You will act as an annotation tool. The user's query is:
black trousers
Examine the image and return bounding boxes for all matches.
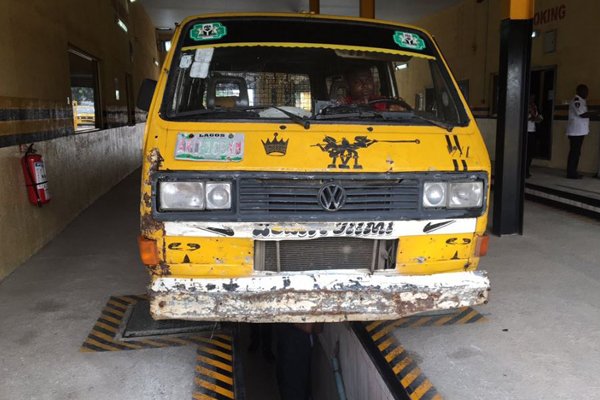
[526,132,536,175]
[567,135,585,177]
[276,324,313,400]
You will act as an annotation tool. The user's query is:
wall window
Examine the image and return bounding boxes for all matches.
[68,49,101,131]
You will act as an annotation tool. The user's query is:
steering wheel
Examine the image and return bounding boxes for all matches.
[367,97,413,111]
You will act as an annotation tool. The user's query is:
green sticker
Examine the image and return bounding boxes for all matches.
[393,31,426,51]
[190,22,227,41]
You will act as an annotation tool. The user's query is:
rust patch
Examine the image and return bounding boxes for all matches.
[142,192,152,209]
[147,263,171,276]
[144,148,164,186]
[141,213,163,236]
[149,287,474,322]
[147,148,164,172]
[222,282,239,292]
[393,292,440,316]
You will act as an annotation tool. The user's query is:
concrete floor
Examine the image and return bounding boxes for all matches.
[1,171,599,399]
[527,165,600,201]
[398,201,600,399]
[0,173,195,400]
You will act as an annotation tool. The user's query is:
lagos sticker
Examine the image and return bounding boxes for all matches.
[393,31,426,51]
[175,133,244,162]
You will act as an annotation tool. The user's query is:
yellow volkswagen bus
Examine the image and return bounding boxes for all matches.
[137,13,491,322]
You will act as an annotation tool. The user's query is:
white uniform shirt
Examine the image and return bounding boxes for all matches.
[566,95,589,136]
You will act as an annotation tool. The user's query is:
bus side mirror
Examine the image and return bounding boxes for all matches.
[137,79,157,112]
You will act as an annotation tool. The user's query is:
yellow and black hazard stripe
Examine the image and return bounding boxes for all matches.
[366,307,485,334]
[353,322,440,400]
[80,294,206,352]
[354,308,485,399]
[193,333,243,400]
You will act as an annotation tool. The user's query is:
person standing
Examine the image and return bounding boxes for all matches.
[526,95,542,178]
[566,84,596,179]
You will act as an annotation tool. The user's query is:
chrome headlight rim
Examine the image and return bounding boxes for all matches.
[206,182,232,210]
[448,181,484,209]
[422,179,485,210]
[423,181,448,208]
[159,181,206,211]
[158,180,233,211]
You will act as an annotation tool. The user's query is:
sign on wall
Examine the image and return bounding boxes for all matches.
[534,4,566,26]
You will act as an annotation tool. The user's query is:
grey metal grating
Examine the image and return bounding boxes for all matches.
[257,238,398,272]
[239,178,420,214]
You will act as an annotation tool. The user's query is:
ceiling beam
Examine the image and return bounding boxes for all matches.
[309,0,320,14]
[360,0,375,19]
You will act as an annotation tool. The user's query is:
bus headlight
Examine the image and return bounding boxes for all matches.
[206,182,232,209]
[423,182,447,208]
[449,181,483,208]
[159,182,205,210]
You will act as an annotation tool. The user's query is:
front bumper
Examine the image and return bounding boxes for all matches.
[149,270,490,323]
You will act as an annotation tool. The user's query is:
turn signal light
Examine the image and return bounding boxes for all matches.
[138,236,160,265]
[474,234,489,257]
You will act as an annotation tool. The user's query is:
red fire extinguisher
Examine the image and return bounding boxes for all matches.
[21,144,51,207]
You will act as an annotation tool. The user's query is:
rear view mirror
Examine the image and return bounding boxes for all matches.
[137,79,157,112]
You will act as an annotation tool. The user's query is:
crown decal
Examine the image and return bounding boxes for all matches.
[262,133,289,156]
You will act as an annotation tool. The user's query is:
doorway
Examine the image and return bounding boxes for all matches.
[529,67,555,160]
[125,73,135,125]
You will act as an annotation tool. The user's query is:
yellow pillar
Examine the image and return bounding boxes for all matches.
[360,0,375,19]
[501,0,535,20]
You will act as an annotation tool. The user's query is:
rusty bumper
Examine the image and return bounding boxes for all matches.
[149,271,490,323]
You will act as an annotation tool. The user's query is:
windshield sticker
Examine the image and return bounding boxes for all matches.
[175,133,244,162]
[190,22,228,41]
[393,31,426,51]
[179,55,193,69]
[312,136,420,169]
[189,48,214,78]
[262,133,289,156]
[195,48,215,62]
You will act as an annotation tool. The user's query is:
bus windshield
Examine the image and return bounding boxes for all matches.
[163,25,469,128]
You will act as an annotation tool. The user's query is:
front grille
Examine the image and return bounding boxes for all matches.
[255,237,398,272]
[239,178,419,214]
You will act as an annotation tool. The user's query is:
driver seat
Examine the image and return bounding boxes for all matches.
[206,76,249,108]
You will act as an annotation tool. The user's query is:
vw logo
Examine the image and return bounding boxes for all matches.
[318,184,347,211]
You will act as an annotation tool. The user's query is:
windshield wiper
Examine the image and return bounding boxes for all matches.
[315,104,377,120]
[241,106,311,129]
[316,103,455,131]
[167,108,258,120]
[409,113,454,132]
[270,106,311,129]
[371,111,454,132]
